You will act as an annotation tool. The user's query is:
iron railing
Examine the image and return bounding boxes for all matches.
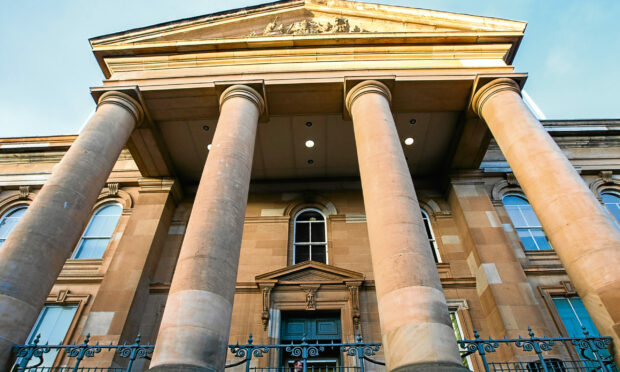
[227,333,382,372]
[13,328,619,372]
[12,334,152,372]
[458,327,618,372]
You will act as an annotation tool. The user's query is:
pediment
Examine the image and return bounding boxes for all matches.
[256,261,364,285]
[91,0,525,47]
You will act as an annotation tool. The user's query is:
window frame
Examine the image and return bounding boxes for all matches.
[446,299,476,371]
[538,282,598,362]
[292,208,328,265]
[22,291,89,368]
[502,193,552,251]
[421,209,441,263]
[0,204,28,247]
[600,190,620,227]
[71,202,123,259]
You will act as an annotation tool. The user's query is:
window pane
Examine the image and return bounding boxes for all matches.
[295,222,309,242]
[521,207,541,227]
[295,245,310,264]
[311,245,326,264]
[503,195,529,206]
[515,229,536,250]
[296,211,324,222]
[505,206,527,227]
[449,311,470,368]
[83,204,122,237]
[532,229,552,250]
[602,193,620,224]
[310,222,325,242]
[570,298,599,337]
[0,206,27,242]
[27,305,77,367]
[74,238,109,259]
[601,193,620,204]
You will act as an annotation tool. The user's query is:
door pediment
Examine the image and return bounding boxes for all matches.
[256,261,364,285]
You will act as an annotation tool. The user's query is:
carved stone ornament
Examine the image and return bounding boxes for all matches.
[258,16,369,36]
[18,186,30,199]
[260,284,275,330]
[346,281,362,332]
[107,182,119,197]
[300,284,320,310]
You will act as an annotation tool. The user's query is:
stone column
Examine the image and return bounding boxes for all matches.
[0,92,143,367]
[149,85,264,372]
[473,78,620,359]
[346,81,467,372]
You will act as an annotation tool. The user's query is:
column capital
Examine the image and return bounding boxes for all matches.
[345,80,392,115]
[219,84,265,114]
[472,78,521,117]
[97,91,144,125]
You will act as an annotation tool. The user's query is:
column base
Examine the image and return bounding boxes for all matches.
[392,362,470,372]
[149,365,216,372]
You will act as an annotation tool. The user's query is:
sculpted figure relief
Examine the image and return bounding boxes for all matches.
[260,16,368,36]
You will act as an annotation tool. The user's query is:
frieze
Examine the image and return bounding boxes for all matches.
[254,16,369,36]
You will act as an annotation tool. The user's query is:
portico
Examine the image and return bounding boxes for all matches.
[1,1,620,371]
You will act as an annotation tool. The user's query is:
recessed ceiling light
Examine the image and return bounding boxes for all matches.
[409,119,416,125]
[305,140,315,148]
[207,144,212,150]
[305,121,313,127]
[404,137,414,146]
[202,125,210,131]
[307,159,314,164]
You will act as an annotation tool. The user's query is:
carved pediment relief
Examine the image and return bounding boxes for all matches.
[256,15,369,36]
[91,0,525,47]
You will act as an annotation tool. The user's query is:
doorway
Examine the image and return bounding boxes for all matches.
[280,311,342,372]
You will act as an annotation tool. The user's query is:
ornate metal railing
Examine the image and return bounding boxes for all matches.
[458,327,619,372]
[12,333,381,372]
[12,334,152,372]
[227,333,382,372]
[13,328,619,372]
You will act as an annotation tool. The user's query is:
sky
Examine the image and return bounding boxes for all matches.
[0,0,619,138]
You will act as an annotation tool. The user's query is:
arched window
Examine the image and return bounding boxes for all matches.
[502,195,551,251]
[421,209,441,262]
[293,208,327,264]
[0,206,27,248]
[601,192,620,225]
[72,203,122,259]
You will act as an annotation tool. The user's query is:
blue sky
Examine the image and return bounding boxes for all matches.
[1,1,619,138]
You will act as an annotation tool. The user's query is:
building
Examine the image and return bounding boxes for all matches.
[0,0,619,371]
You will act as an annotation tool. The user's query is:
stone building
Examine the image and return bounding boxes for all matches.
[0,1,619,371]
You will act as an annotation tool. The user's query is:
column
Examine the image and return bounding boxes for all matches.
[473,78,620,359]
[0,91,143,366]
[346,81,467,372]
[149,85,264,372]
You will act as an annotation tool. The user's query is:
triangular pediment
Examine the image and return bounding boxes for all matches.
[91,0,525,47]
[256,261,364,284]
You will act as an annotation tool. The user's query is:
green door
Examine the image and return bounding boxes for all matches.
[281,311,342,371]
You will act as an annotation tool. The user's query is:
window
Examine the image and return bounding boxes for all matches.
[450,310,471,369]
[421,209,441,262]
[0,206,27,248]
[26,305,78,367]
[293,209,327,264]
[601,192,620,225]
[72,203,122,259]
[552,297,598,338]
[552,296,610,361]
[502,195,551,251]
